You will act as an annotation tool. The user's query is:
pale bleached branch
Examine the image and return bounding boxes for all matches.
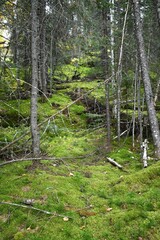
[0,201,72,219]
[106,157,123,169]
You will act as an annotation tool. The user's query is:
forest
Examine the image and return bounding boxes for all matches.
[0,0,160,239]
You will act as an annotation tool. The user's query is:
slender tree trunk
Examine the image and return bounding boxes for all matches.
[154,79,160,105]
[137,70,143,150]
[50,30,53,94]
[105,83,111,149]
[101,8,111,149]
[37,0,47,95]
[31,0,40,156]
[116,2,129,141]
[153,0,160,105]
[153,0,160,27]
[132,61,138,148]
[132,0,160,158]
[40,0,47,94]
[110,0,115,87]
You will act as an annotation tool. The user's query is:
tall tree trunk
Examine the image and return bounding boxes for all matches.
[31,0,40,156]
[38,0,47,95]
[137,69,143,151]
[116,2,129,141]
[153,0,160,105]
[101,8,111,149]
[153,0,160,27]
[110,0,115,87]
[154,79,160,105]
[132,0,160,158]
[50,30,53,94]
[132,61,137,148]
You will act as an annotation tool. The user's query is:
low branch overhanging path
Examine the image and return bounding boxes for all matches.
[0,76,113,154]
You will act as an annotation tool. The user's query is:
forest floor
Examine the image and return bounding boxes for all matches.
[0,79,160,240]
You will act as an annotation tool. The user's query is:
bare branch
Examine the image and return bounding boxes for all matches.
[0,202,72,219]
[0,150,98,166]
[113,130,128,140]
[0,157,50,166]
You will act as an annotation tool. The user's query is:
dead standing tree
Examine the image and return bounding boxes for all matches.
[132,0,160,158]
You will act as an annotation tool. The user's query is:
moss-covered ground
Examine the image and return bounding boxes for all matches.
[0,74,160,240]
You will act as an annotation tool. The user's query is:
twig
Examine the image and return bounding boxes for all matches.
[0,202,72,219]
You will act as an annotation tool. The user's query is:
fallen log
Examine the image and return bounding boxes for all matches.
[106,157,123,169]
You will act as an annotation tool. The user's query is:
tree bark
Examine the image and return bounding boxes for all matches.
[132,0,160,158]
[153,0,160,27]
[101,8,111,149]
[110,0,115,87]
[137,69,143,150]
[142,139,148,168]
[116,2,129,141]
[132,61,137,148]
[31,0,40,156]
[38,0,47,95]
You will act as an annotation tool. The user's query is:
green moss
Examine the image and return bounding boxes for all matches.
[1,161,160,239]
[1,61,160,240]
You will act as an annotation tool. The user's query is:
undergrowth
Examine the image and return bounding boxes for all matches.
[0,72,160,239]
[0,160,160,240]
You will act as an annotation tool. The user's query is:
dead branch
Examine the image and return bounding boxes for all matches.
[0,77,112,154]
[113,130,128,139]
[0,201,72,219]
[0,150,98,166]
[106,157,123,169]
[0,132,32,154]
[0,157,51,166]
